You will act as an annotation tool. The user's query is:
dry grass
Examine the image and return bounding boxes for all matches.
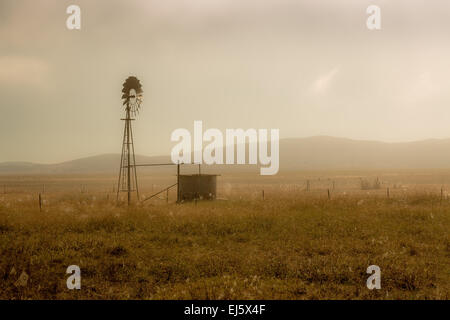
[0,178,449,300]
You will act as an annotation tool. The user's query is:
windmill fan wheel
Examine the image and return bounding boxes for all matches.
[121,76,143,115]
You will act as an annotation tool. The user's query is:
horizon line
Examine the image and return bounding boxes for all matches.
[2,135,450,165]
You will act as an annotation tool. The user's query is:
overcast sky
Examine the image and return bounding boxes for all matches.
[1,0,450,163]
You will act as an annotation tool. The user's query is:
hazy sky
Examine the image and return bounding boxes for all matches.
[1,0,450,163]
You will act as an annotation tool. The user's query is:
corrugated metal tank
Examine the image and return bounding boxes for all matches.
[178,174,217,201]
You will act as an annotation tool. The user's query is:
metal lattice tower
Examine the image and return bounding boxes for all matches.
[117,76,143,205]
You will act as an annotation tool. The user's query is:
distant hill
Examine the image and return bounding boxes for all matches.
[2,136,450,174]
[280,136,450,170]
[0,154,167,174]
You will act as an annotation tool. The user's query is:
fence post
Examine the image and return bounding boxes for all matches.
[177,162,180,203]
[262,190,265,200]
[39,193,42,212]
[327,189,330,200]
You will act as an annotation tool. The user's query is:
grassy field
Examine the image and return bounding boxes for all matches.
[0,172,449,299]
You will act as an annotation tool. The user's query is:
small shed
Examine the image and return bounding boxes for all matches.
[178,174,218,201]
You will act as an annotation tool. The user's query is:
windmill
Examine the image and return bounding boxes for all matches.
[117,76,143,205]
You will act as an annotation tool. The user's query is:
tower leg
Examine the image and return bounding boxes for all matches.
[129,119,139,201]
[126,109,131,206]
[117,119,127,201]
[117,106,139,206]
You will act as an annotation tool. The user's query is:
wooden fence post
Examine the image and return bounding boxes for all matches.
[177,162,180,203]
[39,193,42,212]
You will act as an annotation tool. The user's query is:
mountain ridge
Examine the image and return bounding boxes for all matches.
[3,136,450,174]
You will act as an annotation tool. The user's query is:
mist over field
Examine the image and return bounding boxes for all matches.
[4,136,450,174]
[1,1,450,302]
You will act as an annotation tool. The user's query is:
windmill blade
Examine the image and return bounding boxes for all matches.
[121,76,143,112]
